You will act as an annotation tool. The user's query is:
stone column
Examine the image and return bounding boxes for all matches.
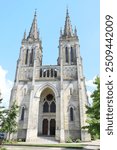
[26,87,34,141]
[48,119,50,136]
[60,43,65,143]
[76,43,90,141]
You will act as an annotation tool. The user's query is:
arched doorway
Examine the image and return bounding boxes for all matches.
[42,119,48,135]
[38,87,56,137]
[50,119,56,136]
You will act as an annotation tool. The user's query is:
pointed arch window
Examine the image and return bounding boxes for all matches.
[70,107,74,121]
[54,70,57,77]
[65,47,69,63]
[21,107,25,121]
[51,69,53,77]
[43,102,49,112]
[50,101,56,112]
[40,68,42,77]
[30,49,34,65]
[47,70,49,77]
[25,49,28,64]
[71,47,74,63]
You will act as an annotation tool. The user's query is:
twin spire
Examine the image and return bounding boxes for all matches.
[22,8,77,42]
[28,10,39,39]
[61,8,77,38]
[64,8,73,36]
[23,10,39,41]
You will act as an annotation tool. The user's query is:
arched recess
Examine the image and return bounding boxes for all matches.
[25,49,29,65]
[70,107,74,121]
[20,105,26,121]
[37,83,58,136]
[68,105,75,122]
[35,83,59,100]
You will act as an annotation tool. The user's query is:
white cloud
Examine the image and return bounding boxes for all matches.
[0,66,13,108]
[85,76,97,88]
[86,76,97,104]
[87,90,92,104]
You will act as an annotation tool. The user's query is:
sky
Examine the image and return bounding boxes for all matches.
[0,0,99,107]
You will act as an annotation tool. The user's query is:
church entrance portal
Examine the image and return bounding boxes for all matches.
[42,119,56,136]
[39,87,56,137]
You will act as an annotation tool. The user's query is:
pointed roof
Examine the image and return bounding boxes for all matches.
[23,30,26,40]
[63,8,73,37]
[28,10,39,40]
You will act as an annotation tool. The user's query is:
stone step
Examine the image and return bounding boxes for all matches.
[26,136,59,144]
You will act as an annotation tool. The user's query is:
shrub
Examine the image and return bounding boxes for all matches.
[75,138,81,143]
[66,137,73,143]
[0,147,7,150]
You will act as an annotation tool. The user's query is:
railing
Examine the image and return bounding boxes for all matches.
[35,65,60,80]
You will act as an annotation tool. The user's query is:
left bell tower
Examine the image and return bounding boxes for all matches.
[15,11,42,84]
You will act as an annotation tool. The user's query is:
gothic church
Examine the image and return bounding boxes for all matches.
[10,9,90,142]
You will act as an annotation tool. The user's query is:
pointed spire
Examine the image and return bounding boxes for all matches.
[74,26,77,36]
[63,8,73,37]
[60,28,62,37]
[28,10,39,40]
[23,29,27,39]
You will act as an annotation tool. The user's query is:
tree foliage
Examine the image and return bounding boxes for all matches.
[0,101,19,140]
[84,76,100,139]
[0,94,4,127]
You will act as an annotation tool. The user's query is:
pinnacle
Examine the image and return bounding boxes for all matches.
[63,8,73,37]
[28,11,39,40]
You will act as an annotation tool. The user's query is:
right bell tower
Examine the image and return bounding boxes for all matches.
[58,8,90,141]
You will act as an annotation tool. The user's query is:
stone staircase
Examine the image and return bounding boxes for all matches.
[25,136,59,144]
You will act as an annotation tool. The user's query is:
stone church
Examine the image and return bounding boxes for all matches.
[10,9,90,142]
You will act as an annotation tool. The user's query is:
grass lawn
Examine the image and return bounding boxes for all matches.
[3,143,83,149]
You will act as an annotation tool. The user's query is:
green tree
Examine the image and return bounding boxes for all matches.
[83,76,100,139]
[0,92,5,127]
[0,101,19,140]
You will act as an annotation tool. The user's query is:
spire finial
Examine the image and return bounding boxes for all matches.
[63,8,73,37]
[66,5,69,16]
[28,10,39,40]
[60,27,62,37]
[74,26,77,36]
[24,29,26,39]
[34,9,37,16]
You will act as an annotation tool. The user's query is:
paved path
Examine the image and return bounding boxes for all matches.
[82,140,100,150]
[2,146,81,150]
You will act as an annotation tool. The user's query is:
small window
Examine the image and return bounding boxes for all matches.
[46,94,53,101]
[51,69,53,77]
[25,49,28,64]
[71,47,74,63]
[65,47,69,63]
[30,49,34,65]
[43,102,49,112]
[70,107,74,121]
[47,70,49,77]
[40,69,42,77]
[54,70,57,77]
[21,107,25,121]
[50,101,56,112]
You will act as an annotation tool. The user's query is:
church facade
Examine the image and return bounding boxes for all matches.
[10,9,90,142]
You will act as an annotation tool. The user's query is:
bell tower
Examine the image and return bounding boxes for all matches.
[58,8,78,66]
[58,8,90,141]
[15,11,42,84]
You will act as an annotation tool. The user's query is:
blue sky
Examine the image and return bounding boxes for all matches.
[0,0,99,105]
